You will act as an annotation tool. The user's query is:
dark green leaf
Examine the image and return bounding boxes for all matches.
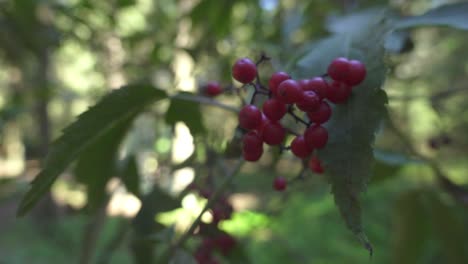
[296,14,392,253]
[392,190,431,264]
[17,84,166,216]
[395,3,468,30]
[165,92,206,136]
[75,116,134,210]
[119,155,141,197]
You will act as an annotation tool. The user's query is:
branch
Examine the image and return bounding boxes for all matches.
[170,93,239,113]
[166,157,244,257]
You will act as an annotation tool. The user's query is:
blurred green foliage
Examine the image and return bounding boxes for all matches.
[1,0,468,263]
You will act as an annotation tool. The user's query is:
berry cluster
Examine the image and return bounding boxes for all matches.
[189,185,237,264]
[232,56,366,191]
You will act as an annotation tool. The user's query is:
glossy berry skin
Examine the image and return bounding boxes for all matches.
[277,79,303,104]
[262,98,287,121]
[204,81,223,97]
[242,131,263,153]
[239,105,261,130]
[345,60,366,86]
[296,91,320,112]
[261,121,286,145]
[326,81,352,104]
[327,57,350,82]
[291,135,312,158]
[307,101,332,124]
[300,77,328,100]
[304,125,328,149]
[273,176,287,191]
[232,58,257,84]
[255,113,269,131]
[309,156,324,174]
[269,72,291,97]
[242,144,263,161]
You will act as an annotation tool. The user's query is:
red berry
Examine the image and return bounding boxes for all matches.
[269,72,291,97]
[262,99,287,121]
[303,77,328,100]
[309,156,324,174]
[306,101,332,124]
[242,131,263,153]
[345,60,366,86]
[327,57,350,82]
[255,113,269,131]
[326,81,352,104]
[215,234,237,255]
[232,58,257,83]
[204,81,223,97]
[277,79,302,104]
[239,105,261,130]
[290,135,312,158]
[242,145,263,162]
[260,121,285,145]
[304,125,328,149]
[273,176,287,191]
[296,91,320,112]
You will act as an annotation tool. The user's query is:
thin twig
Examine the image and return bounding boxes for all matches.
[167,157,244,257]
[170,93,239,113]
[287,105,310,127]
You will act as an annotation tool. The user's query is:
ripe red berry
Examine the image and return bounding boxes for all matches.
[255,113,269,131]
[260,121,285,145]
[239,105,261,130]
[300,77,327,100]
[232,58,257,84]
[242,144,263,162]
[269,71,291,97]
[327,57,350,82]
[304,125,328,149]
[309,156,324,174]
[326,81,352,104]
[273,176,287,191]
[242,131,263,153]
[345,60,366,86]
[296,91,320,112]
[262,98,287,121]
[306,101,332,124]
[215,234,237,255]
[204,81,223,97]
[290,135,312,158]
[277,79,302,104]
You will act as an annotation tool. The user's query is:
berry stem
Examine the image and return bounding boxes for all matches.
[166,158,244,258]
[287,105,310,127]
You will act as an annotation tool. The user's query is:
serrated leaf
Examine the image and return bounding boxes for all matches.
[119,155,141,197]
[296,14,391,253]
[392,190,431,264]
[17,84,166,216]
[165,92,206,136]
[75,117,134,210]
[395,3,468,30]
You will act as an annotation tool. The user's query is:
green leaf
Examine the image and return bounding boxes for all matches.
[116,0,136,8]
[75,117,134,210]
[17,84,166,216]
[296,14,392,253]
[392,190,431,264]
[119,155,141,197]
[165,92,206,136]
[395,3,468,30]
